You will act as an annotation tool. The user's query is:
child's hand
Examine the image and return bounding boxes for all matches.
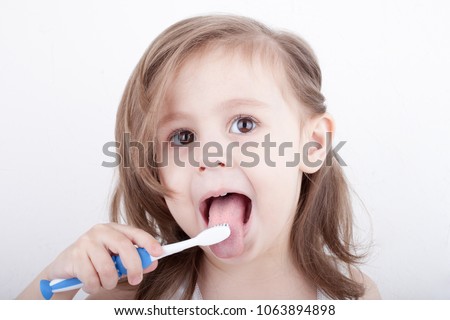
[46,223,162,294]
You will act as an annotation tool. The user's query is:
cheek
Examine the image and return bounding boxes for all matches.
[159,167,199,237]
[259,166,300,206]
[158,148,192,188]
[265,131,303,169]
[159,168,191,197]
[244,137,302,224]
[248,168,300,242]
[164,197,188,231]
[158,166,173,189]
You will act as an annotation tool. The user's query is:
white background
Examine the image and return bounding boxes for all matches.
[1,0,449,299]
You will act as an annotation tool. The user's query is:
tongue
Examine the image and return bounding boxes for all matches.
[207,193,247,258]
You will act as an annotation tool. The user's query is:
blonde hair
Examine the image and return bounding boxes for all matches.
[111,14,365,299]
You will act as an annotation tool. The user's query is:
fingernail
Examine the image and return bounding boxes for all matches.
[130,274,142,285]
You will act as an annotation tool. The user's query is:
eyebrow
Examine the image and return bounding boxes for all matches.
[158,98,270,127]
[157,112,190,127]
[221,98,270,109]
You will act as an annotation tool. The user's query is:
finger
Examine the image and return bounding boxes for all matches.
[74,252,101,294]
[88,245,119,290]
[143,259,158,274]
[107,223,163,258]
[106,235,144,286]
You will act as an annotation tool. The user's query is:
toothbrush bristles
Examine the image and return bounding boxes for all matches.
[211,223,230,231]
[213,223,229,228]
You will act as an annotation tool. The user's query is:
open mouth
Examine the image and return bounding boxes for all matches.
[199,192,252,258]
[199,192,252,226]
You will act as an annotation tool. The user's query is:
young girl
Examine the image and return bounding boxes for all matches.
[18,14,380,300]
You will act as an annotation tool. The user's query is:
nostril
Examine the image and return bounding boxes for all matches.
[198,161,225,171]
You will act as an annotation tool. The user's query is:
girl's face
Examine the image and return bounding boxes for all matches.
[157,48,308,264]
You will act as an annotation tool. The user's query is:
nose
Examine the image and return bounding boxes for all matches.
[196,140,228,172]
[199,160,225,172]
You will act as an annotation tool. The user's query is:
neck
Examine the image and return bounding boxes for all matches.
[198,244,316,299]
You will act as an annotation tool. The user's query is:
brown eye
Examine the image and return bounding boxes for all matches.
[170,130,195,146]
[230,117,256,134]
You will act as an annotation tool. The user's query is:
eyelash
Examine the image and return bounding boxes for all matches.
[231,114,260,128]
[167,114,259,145]
[167,127,193,144]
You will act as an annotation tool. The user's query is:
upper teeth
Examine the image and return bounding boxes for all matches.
[214,193,227,197]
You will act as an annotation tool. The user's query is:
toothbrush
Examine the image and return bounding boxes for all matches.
[40,224,230,300]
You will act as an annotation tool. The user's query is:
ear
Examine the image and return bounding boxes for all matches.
[300,112,335,174]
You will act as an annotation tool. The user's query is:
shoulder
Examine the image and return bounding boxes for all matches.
[349,267,382,300]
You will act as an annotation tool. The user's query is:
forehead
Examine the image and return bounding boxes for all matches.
[161,45,291,114]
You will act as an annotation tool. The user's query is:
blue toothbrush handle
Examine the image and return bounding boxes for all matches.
[40,247,153,300]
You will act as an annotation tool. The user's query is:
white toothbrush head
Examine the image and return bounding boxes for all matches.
[195,224,231,246]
